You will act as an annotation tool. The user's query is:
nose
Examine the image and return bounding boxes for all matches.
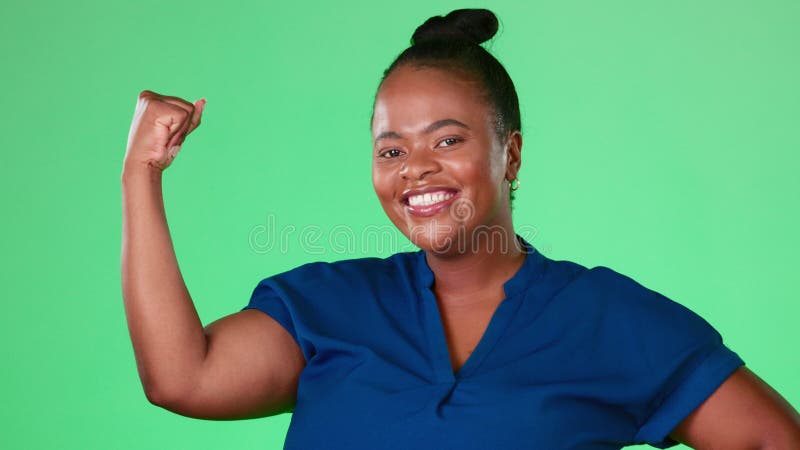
[399,148,441,180]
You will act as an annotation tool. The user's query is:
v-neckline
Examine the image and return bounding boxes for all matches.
[415,235,544,382]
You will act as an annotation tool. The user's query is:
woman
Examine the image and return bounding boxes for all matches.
[121,8,800,449]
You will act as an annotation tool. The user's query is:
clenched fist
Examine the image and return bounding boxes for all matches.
[124,90,206,172]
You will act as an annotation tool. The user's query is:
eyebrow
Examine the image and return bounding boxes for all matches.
[375,118,471,142]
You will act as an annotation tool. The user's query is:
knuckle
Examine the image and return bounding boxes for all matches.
[165,95,193,110]
[164,103,189,119]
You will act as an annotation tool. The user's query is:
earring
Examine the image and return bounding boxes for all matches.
[509,178,520,191]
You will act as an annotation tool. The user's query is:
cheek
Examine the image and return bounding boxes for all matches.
[372,169,395,204]
[448,155,496,192]
[446,156,504,217]
[477,148,507,191]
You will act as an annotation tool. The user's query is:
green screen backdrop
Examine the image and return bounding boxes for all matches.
[1,1,797,449]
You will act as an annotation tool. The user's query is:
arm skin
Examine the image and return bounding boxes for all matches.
[668,366,800,449]
[121,164,207,403]
[121,163,306,418]
[121,92,307,419]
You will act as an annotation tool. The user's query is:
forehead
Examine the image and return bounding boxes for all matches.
[372,65,490,136]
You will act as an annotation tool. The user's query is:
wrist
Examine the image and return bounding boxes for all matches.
[121,160,164,185]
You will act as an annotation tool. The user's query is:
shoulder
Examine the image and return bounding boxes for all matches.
[544,260,715,335]
[527,253,601,301]
[579,264,730,364]
[558,263,667,308]
[564,263,642,293]
[580,264,695,316]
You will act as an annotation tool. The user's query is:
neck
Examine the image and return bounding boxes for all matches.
[424,226,525,306]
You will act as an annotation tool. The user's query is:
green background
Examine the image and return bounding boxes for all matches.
[1,0,797,448]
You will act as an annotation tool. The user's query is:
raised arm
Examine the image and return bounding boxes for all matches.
[120,91,305,419]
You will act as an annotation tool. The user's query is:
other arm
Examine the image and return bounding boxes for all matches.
[669,366,800,449]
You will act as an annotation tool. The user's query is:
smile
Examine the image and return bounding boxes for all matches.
[402,189,460,217]
[408,191,455,206]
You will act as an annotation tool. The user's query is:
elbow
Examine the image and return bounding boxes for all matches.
[143,384,173,408]
[143,382,190,410]
[137,365,204,412]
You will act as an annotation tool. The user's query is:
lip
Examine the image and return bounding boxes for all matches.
[400,185,460,204]
[400,186,461,218]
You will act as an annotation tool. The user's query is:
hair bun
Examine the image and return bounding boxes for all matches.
[411,9,498,46]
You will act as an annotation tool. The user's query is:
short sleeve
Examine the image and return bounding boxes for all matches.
[240,278,300,347]
[591,266,746,448]
[635,344,744,448]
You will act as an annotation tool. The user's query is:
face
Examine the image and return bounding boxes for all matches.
[371,65,521,255]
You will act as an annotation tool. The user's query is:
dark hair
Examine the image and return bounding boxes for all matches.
[371,8,522,205]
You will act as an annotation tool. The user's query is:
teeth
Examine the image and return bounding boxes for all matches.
[408,191,455,207]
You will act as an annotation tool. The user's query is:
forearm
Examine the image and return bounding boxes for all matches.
[120,163,207,405]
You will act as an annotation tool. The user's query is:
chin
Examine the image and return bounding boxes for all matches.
[380,196,492,255]
[403,220,469,256]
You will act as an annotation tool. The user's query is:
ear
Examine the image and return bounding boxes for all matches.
[504,130,523,182]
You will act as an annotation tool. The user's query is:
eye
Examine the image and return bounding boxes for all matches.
[438,137,463,147]
[379,148,404,158]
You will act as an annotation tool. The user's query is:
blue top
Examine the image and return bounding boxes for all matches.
[241,237,744,449]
